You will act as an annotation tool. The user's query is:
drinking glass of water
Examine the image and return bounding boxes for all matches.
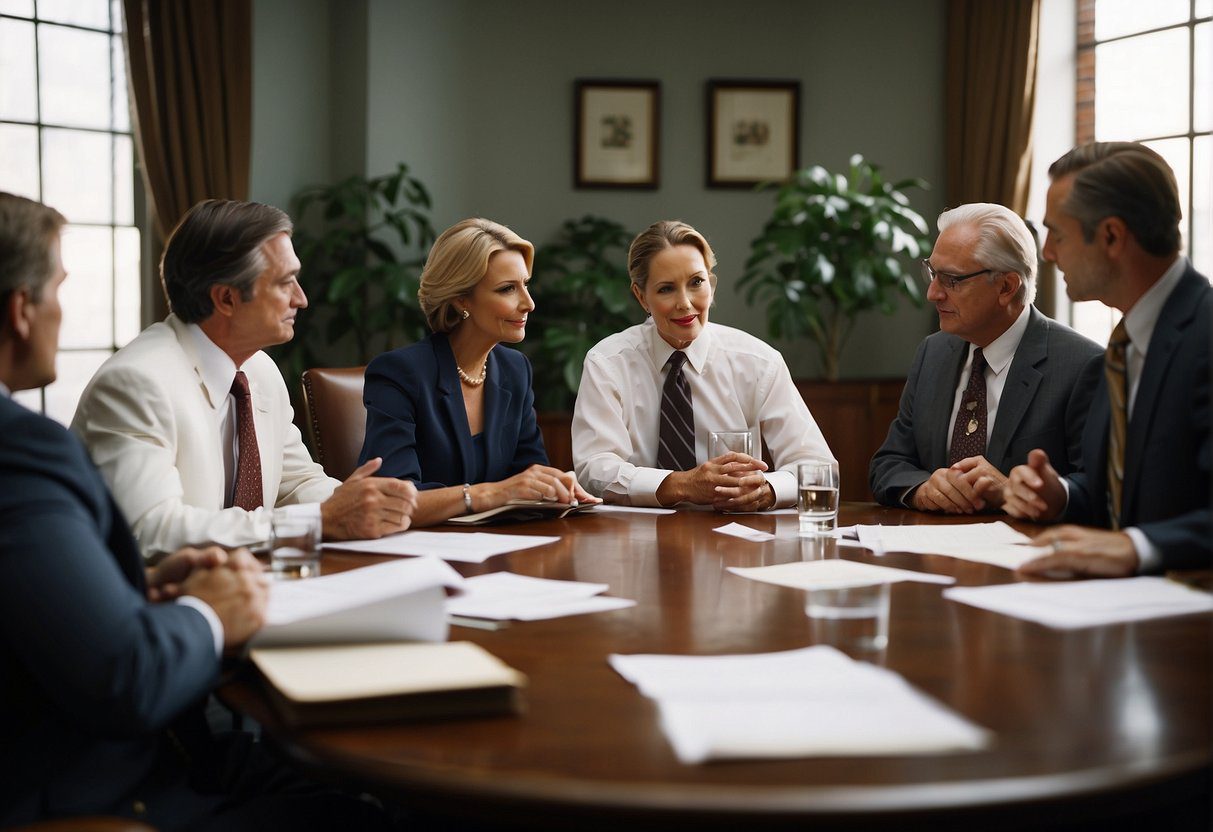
[270,507,322,579]
[709,429,753,459]
[797,460,839,535]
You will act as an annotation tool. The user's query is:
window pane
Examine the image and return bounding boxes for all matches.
[37,0,110,29]
[1196,23,1211,132]
[1199,0,1211,18]
[0,123,40,198]
[12,387,41,411]
[111,0,123,32]
[1192,136,1211,276]
[1095,29,1190,140]
[38,23,111,129]
[115,226,141,345]
[111,34,129,131]
[1095,0,1189,41]
[42,128,112,224]
[0,0,34,17]
[44,349,110,426]
[59,224,114,349]
[114,133,133,225]
[1071,300,1118,346]
[1142,137,1191,250]
[0,18,37,121]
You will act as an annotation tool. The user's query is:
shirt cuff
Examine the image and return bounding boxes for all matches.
[176,595,224,658]
[629,467,673,507]
[766,470,798,509]
[1125,527,1162,574]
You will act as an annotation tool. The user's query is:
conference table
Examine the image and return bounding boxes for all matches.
[223,504,1212,830]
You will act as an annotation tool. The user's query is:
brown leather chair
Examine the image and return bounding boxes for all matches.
[299,366,367,481]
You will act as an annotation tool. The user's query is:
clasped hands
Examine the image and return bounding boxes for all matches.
[911,455,1007,514]
[657,451,775,511]
[146,545,268,648]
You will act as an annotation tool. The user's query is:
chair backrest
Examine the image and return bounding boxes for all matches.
[300,366,367,481]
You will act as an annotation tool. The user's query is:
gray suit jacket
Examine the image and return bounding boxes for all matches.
[869,307,1103,506]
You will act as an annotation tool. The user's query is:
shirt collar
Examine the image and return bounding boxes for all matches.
[183,322,240,408]
[1123,255,1186,353]
[0,380,9,398]
[976,303,1031,376]
[646,317,713,374]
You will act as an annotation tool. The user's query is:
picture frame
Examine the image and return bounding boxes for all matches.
[706,79,800,188]
[574,79,660,189]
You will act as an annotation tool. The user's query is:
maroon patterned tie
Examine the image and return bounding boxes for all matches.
[230,371,263,510]
[948,347,987,466]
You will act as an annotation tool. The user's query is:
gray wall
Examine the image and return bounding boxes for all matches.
[251,0,947,379]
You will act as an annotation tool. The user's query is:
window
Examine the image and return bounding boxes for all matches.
[1068,0,1212,341]
[0,0,142,423]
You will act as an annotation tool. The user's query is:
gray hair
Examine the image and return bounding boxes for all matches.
[0,193,66,327]
[937,203,1037,305]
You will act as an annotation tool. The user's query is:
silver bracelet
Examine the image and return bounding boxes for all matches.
[462,483,474,514]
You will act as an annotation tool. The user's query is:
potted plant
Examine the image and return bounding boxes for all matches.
[739,154,931,381]
[271,163,437,382]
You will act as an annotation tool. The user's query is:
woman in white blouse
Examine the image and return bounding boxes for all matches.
[572,220,834,510]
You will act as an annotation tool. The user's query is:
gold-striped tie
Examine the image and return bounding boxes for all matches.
[1105,320,1130,528]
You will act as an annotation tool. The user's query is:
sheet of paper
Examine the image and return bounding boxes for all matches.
[722,507,800,516]
[445,571,636,621]
[856,521,1043,569]
[728,559,955,590]
[713,522,776,542]
[255,558,463,646]
[609,645,991,763]
[591,505,677,515]
[324,531,560,563]
[945,577,1213,629]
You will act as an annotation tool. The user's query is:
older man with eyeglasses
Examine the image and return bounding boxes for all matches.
[869,203,1103,514]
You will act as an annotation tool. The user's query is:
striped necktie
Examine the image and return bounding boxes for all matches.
[948,347,987,466]
[230,371,264,511]
[656,351,697,472]
[1105,320,1130,528]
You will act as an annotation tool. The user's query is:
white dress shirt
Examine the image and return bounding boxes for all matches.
[572,319,834,508]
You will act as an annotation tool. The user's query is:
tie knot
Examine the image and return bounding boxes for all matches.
[1109,319,1130,349]
[971,347,985,372]
[230,371,251,399]
[667,351,688,371]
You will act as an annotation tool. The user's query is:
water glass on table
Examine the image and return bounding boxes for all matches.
[805,583,891,652]
[709,430,753,459]
[797,460,839,535]
[270,507,322,579]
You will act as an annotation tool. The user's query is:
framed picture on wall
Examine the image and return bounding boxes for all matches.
[575,79,660,189]
[706,79,800,188]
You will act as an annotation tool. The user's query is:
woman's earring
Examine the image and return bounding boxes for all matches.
[461,309,470,320]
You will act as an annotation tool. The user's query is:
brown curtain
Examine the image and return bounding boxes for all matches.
[123,0,252,241]
[945,0,1040,214]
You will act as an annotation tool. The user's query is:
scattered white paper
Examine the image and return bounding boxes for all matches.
[728,560,955,590]
[713,522,776,542]
[856,521,1043,569]
[723,507,800,516]
[945,577,1213,629]
[325,531,560,563]
[592,504,677,515]
[609,646,991,763]
[446,571,636,621]
[255,558,463,646]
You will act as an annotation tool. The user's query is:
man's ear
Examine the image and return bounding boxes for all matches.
[997,271,1022,307]
[5,287,34,341]
[209,283,239,318]
[1100,216,1129,258]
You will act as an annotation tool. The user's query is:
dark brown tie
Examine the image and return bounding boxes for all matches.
[656,351,697,472]
[948,347,987,466]
[230,371,263,511]
[1105,320,1130,529]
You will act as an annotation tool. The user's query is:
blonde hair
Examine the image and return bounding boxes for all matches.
[418,218,535,333]
[627,220,718,294]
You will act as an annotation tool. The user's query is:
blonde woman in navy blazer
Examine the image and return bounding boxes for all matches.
[360,218,596,526]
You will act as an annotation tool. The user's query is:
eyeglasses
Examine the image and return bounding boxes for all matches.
[920,260,991,291]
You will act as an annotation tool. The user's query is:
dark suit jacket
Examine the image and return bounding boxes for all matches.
[1063,265,1212,570]
[870,307,1103,506]
[359,333,549,488]
[0,395,219,826]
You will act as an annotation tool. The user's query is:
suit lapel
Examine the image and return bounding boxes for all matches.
[168,316,231,507]
[926,337,968,469]
[435,336,476,482]
[986,309,1046,468]
[481,350,513,479]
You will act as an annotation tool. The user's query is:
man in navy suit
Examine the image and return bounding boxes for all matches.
[1003,143,1212,577]
[869,203,1102,513]
[0,192,388,829]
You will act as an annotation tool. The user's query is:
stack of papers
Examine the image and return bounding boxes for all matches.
[609,646,991,763]
[728,559,955,590]
[325,530,560,563]
[856,521,1047,569]
[254,557,463,646]
[945,577,1213,628]
[447,572,635,622]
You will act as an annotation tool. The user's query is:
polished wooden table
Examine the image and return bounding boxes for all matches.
[225,504,1212,830]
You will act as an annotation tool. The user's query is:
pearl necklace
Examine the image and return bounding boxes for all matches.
[456,356,488,386]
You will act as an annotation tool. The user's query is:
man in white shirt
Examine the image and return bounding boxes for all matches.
[869,203,1102,513]
[73,199,417,559]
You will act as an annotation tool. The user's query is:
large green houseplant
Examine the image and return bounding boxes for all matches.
[520,215,638,411]
[271,163,436,381]
[739,154,931,380]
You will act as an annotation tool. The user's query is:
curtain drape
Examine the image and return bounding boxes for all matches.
[123,0,252,241]
[945,0,1040,214]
